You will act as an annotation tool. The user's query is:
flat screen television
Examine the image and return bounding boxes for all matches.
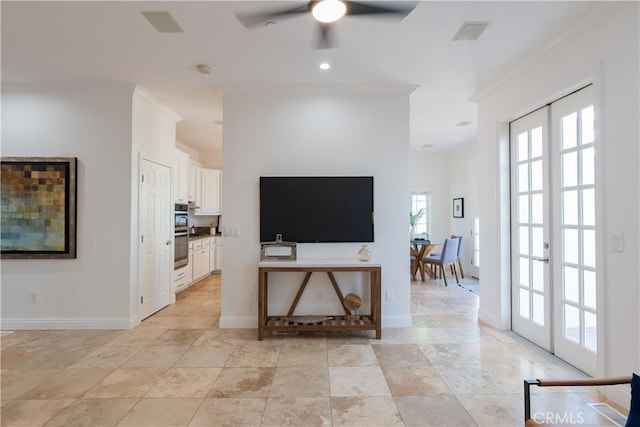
[260,176,374,243]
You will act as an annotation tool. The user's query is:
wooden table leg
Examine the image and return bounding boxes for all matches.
[258,269,266,340]
[373,269,382,339]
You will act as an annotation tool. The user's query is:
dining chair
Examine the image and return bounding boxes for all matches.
[423,237,459,286]
[450,234,464,279]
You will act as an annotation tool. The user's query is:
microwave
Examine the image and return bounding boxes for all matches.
[175,203,188,232]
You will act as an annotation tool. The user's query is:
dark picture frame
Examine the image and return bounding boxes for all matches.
[1,157,78,259]
[453,197,464,218]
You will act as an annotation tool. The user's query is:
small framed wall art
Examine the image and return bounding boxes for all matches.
[1,157,78,259]
[453,197,464,218]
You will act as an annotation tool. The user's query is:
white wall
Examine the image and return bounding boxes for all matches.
[409,150,450,243]
[476,1,639,397]
[131,88,181,315]
[1,83,136,328]
[220,86,412,328]
[448,144,479,277]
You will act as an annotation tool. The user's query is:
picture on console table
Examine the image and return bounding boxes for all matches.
[260,176,374,243]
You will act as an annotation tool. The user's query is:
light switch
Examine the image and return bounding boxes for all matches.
[610,233,624,252]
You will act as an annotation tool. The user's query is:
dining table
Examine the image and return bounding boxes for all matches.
[410,239,437,281]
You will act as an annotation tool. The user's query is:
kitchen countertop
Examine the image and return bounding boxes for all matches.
[189,233,222,241]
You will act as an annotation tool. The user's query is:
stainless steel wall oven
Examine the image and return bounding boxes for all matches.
[174,203,189,269]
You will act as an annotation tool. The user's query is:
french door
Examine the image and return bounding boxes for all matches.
[510,85,597,375]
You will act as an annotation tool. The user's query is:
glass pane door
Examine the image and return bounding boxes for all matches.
[510,107,552,351]
[552,85,597,375]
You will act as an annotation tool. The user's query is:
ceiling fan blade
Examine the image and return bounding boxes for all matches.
[345,1,417,18]
[235,3,310,29]
[315,23,336,49]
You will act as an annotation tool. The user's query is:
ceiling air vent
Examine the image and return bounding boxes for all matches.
[141,11,184,33]
[453,21,490,41]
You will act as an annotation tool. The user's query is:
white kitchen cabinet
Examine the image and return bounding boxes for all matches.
[199,169,221,215]
[209,237,219,273]
[188,164,200,205]
[209,236,222,272]
[173,264,192,293]
[192,238,210,281]
[174,150,190,203]
[215,237,222,271]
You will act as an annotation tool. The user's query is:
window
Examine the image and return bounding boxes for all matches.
[410,192,432,237]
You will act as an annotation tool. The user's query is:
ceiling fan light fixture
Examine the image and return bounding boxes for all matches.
[312,0,347,23]
[319,62,331,70]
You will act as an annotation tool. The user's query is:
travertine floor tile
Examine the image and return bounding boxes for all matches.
[329,366,391,396]
[18,368,112,400]
[456,393,523,426]
[116,398,202,426]
[190,397,266,426]
[145,367,221,398]
[71,345,141,368]
[226,344,280,367]
[151,329,206,346]
[193,329,245,345]
[331,396,403,426]
[269,367,330,397]
[278,344,328,367]
[432,364,512,395]
[327,344,378,367]
[381,364,452,396]
[122,345,189,367]
[372,344,429,367]
[0,345,51,369]
[207,367,275,398]
[0,369,56,400]
[395,395,477,426]
[84,367,166,398]
[44,398,138,427]
[0,399,74,427]
[261,397,331,427]
[174,344,234,367]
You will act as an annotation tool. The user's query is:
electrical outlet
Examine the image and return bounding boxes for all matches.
[315,291,323,301]
[30,291,39,304]
[385,290,394,301]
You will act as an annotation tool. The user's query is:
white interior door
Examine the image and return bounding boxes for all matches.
[551,85,597,374]
[511,86,598,375]
[511,107,552,351]
[140,158,172,320]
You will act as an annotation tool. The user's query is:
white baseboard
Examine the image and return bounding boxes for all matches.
[1,317,132,330]
[218,315,257,329]
[382,314,412,328]
[478,308,501,329]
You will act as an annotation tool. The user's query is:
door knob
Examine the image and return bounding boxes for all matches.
[533,256,549,264]
[166,240,172,245]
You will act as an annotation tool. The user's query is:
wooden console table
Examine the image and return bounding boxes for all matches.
[258,260,382,340]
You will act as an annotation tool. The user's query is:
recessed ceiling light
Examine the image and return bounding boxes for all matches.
[319,62,331,70]
[141,11,184,33]
[422,144,434,149]
[453,21,490,41]
[456,121,472,127]
[196,64,211,74]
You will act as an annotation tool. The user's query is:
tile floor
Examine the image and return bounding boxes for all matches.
[0,274,627,426]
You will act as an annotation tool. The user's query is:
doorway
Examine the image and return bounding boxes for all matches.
[510,85,597,375]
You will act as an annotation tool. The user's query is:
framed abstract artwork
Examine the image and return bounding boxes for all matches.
[453,197,464,218]
[1,157,78,259]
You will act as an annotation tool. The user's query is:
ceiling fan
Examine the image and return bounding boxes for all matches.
[235,0,417,49]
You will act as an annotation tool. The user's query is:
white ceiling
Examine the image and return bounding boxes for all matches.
[2,1,605,156]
